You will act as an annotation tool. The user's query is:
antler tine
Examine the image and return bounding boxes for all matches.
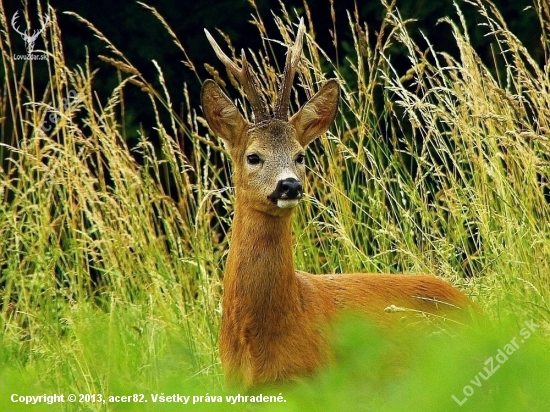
[204,29,269,122]
[274,18,306,120]
[11,11,24,36]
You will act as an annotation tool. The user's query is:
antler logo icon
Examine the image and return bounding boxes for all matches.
[11,11,49,54]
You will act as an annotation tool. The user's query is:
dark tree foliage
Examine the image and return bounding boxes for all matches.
[4,0,541,146]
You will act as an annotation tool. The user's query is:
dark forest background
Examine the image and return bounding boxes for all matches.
[2,0,543,150]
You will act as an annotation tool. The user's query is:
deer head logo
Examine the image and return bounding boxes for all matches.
[11,11,49,54]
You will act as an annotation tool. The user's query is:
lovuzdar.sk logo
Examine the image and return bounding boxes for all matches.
[11,10,49,60]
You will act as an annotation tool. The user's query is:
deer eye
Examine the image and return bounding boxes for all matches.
[246,154,261,165]
[296,154,305,164]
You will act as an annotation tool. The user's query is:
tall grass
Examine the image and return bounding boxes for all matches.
[1,0,550,411]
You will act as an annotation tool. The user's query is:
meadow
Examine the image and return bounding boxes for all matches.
[1,0,550,410]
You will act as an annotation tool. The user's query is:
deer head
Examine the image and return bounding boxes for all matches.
[11,11,49,54]
[202,19,340,216]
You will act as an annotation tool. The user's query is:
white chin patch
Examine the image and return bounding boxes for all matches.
[277,199,300,209]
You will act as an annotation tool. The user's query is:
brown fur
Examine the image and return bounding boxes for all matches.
[201,24,477,388]
[219,205,475,387]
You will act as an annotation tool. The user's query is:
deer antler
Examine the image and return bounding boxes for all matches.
[273,18,306,120]
[29,14,50,42]
[204,29,269,123]
[11,11,27,38]
[11,11,49,53]
[11,11,49,40]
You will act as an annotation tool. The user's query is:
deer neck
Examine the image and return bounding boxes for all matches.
[223,202,300,317]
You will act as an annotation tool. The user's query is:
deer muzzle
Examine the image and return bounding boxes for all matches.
[268,178,303,209]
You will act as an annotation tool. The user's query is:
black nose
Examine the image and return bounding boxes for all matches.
[281,179,303,198]
[268,178,303,201]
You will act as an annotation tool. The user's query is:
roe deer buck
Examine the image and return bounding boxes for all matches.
[201,19,476,388]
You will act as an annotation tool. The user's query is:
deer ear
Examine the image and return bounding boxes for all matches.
[201,80,248,146]
[290,79,340,148]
